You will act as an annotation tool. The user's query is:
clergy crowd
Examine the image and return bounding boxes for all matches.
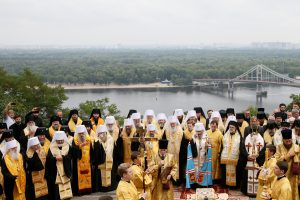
[1,101,300,200]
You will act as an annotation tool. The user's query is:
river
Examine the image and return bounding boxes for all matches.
[63,85,296,116]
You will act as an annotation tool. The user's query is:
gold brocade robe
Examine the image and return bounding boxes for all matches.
[98,135,114,187]
[121,128,136,163]
[88,129,96,148]
[27,148,48,198]
[275,144,300,200]
[74,134,92,192]
[256,157,277,200]
[220,131,241,186]
[208,119,225,134]
[152,153,178,200]
[48,125,62,138]
[184,129,195,141]
[199,116,207,128]
[68,117,83,133]
[68,135,74,146]
[41,138,51,154]
[207,129,223,180]
[23,125,38,137]
[143,119,157,130]
[90,117,104,133]
[145,132,159,162]
[165,127,183,180]
[116,180,139,200]
[108,124,120,144]
[50,142,73,199]
[131,164,152,200]
[4,153,26,200]
[156,125,167,140]
[271,177,292,200]
[263,129,277,145]
[239,121,249,138]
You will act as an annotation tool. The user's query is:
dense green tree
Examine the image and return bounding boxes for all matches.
[78,98,123,124]
[0,67,67,120]
[1,49,300,86]
[287,94,300,111]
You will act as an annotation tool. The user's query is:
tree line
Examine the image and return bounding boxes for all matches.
[1,48,300,85]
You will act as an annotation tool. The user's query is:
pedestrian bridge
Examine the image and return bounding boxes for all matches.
[193,64,300,88]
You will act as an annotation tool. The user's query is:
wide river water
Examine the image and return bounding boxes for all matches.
[63,85,297,116]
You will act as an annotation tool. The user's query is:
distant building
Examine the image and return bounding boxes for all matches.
[161,79,172,86]
[295,76,300,80]
[251,42,298,49]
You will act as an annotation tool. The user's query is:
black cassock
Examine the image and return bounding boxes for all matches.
[220,136,248,189]
[26,151,48,200]
[178,135,198,186]
[45,146,72,200]
[19,131,51,156]
[1,154,26,200]
[93,136,123,192]
[9,123,26,143]
[0,151,3,196]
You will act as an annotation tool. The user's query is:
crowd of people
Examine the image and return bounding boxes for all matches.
[1,101,300,200]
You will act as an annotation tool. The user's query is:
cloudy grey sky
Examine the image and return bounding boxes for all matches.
[1,0,300,46]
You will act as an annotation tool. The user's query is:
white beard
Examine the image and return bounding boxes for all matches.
[193,134,207,154]
[194,138,201,153]
[9,151,19,160]
[171,127,177,132]
[28,125,35,132]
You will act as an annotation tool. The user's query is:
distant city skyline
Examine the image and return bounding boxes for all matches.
[1,0,300,46]
[1,42,300,50]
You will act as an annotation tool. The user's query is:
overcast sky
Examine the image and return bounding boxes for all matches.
[1,0,300,46]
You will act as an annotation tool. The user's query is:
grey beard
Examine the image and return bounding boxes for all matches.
[100,137,107,142]
[80,137,85,143]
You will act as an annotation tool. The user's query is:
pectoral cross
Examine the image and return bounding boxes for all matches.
[256,142,263,152]
[246,143,252,153]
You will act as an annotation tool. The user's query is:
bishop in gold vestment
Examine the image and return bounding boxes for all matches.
[121,119,136,163]
[94,125,119,192]
[27,137,49,199]
[105,116,120,144]
[72,125,92,195]
[164,116,183,182]
[45,131,73,200]
[1,139,26,200]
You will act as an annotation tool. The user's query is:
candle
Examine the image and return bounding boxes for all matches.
[265,148,269,168]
